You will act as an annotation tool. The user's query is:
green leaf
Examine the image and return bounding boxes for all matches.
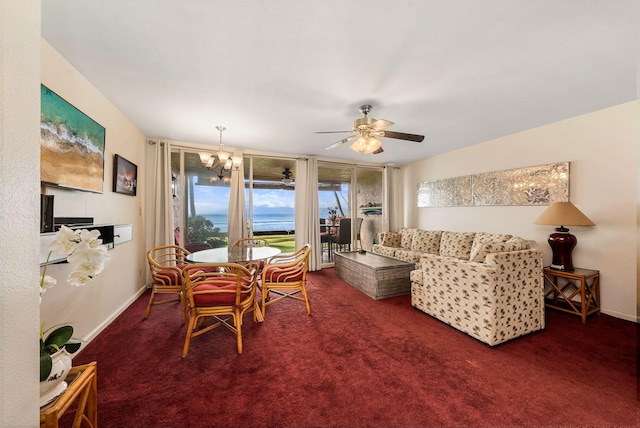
[43,325,73,349]
[64,339,82,354]
[40,350,52,382]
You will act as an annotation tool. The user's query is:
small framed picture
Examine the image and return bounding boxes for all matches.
[113,154,137,196]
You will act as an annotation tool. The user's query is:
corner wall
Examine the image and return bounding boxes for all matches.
[39,40,148,345]
[0,1,41,425]
[402,101,638,321]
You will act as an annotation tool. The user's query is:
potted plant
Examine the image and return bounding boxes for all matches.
[39,225,110,404]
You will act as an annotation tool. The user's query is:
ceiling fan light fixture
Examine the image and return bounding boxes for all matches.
[350,135,382,155]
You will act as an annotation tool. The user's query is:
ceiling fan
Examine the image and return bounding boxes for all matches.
[317,104,424,155]
[282,167,294,185]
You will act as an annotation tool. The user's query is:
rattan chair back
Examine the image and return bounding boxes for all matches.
[260,244,312,318]
[181,262,259,357]
[145,245,190,322]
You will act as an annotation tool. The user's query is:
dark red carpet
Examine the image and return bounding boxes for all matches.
[70,268,638,427]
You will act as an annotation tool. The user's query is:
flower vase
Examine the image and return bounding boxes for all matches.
[40,349,72,407]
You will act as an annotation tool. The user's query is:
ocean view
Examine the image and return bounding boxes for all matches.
[203,213,295,233]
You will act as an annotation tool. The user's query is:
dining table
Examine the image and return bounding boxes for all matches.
[185,246,281,323]
[185,246,282,264]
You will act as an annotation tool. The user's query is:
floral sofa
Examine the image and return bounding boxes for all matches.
[372,228,545,346]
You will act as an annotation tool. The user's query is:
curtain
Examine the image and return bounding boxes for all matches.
[152,140,174,247]
[295,157,321,271]
[383,165,402,233]
[227,159,247,247]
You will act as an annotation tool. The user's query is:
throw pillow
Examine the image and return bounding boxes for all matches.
[469,232,512,262]
[400,228,416,249]
[411,229,443,254]
[439,231,476,260]
[380,232,402,248]
[473,236,528,263]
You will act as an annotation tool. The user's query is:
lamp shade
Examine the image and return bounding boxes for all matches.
[533,202,595,228]
[534,201,594,272]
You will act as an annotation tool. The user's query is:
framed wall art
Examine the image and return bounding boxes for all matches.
[113,154,137,196]
[40,84,106,193]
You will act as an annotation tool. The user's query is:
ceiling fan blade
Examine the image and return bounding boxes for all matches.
[369,119,394,130]
[315,131,352,134]
[324,136,353,150]
[373,146,384,154]
[379,130,425,142]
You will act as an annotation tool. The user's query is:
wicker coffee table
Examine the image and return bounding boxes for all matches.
[334,251,414,300]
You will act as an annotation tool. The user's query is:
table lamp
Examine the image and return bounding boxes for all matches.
[533,201,595,271]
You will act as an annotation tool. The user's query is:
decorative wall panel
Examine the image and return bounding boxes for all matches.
[417,162,569,207]
[417,176,472,207]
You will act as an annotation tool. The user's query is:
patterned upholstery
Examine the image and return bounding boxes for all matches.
[393,249,424,264]
[379,232,402,248]
[411,229,443,254]
[439,231,476,260]
[372,227,543,345]
[399,228,417,249]
[411,248,544,346]
[371,244,398,258]
[470,236,527,263]
[469,232,512,263]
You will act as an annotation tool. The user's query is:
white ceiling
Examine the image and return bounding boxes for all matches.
[41,1,639,166]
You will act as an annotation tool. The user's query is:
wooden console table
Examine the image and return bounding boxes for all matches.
[543,267,600,323]
[40,361,97,428]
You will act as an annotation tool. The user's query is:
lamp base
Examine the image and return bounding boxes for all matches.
[548,230,577,272]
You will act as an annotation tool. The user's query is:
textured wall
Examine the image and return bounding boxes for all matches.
[0,1,41,425]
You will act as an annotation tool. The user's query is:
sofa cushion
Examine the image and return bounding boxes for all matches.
[411,229,443,255]
[393,249,423,264]
[371,244,398,258]
[439,231,476,260]
[379,232,402,248]
[473,236,528,263]
[400,228,416,249]
[469,232,513,263]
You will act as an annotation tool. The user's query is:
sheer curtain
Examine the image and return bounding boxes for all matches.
[151,140,174,247]
[383,165,402,233]
[295,157,321,271]
[227,159,247,247]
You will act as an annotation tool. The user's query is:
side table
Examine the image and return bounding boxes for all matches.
[543,267,600,323]
[40,361,97,428]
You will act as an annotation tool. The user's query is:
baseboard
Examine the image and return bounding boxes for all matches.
[600,308,638,323]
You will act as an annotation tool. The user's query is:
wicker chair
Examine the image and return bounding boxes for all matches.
[260,244,312,319]
[145,245,190,323]
[181,262,260,357]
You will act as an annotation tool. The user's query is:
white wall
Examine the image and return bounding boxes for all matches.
[402,101,638,322]
[39,40,148,345]
[0,1,41,425]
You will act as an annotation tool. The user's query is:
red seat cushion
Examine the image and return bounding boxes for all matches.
[154,269,182,285]
[263,266,303,282]
[192,278,251,306]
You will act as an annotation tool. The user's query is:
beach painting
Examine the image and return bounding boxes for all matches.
[40,84,106,193]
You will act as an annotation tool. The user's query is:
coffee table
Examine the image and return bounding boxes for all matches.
[333,251,414,300]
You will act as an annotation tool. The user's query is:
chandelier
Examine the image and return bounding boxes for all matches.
[199,125,242,183]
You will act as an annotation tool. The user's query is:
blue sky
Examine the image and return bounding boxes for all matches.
[194,185,346,215]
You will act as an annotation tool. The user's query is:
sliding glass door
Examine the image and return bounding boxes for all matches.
[318,163,383,264]
[243,156,296,252]
[171,149,230,251]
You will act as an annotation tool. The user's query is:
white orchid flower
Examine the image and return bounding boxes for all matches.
[48,225,80,256]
